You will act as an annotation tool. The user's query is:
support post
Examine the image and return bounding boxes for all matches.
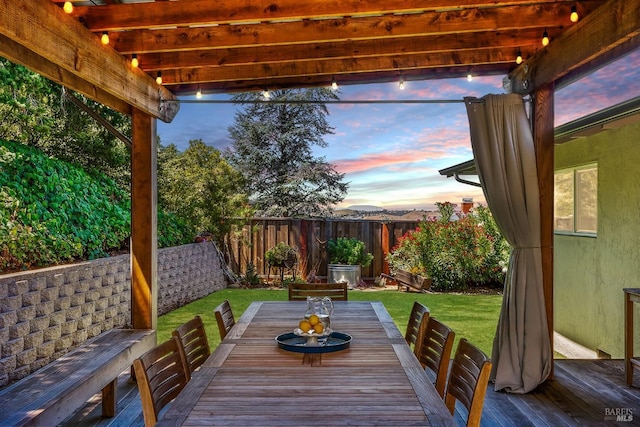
[130,108,158,331]
[532,83,555,378]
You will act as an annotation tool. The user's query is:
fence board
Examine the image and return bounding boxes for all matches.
[226,218,419,282]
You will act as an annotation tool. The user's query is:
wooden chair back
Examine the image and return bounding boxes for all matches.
[133,336,189,427]
[172,315,210,380]
[415,316,455,398]
[288,282,348,301]
[214,300,236,340]
[405,301,430,351]
[445,338,492,427]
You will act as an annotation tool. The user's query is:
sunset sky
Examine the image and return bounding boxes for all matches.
[157,49,640,211]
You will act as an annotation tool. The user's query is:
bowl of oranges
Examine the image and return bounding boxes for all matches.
[294,314,332,346]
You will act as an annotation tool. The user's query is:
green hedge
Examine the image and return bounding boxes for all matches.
[0,139,193,272]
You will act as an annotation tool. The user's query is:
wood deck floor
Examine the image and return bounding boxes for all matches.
[61,359,640,427]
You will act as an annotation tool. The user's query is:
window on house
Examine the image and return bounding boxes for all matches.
[554,164,597,235]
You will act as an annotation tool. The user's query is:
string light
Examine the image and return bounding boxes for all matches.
[63,1,73,13]
[131,54,139,68]
[542,30,550,47]
[331,77,338,91]
[467,73,473,82]
[156,72,162,85]
[516,48,523,65]
[196,86,202,99]
[570,5,579,23]
[101,32,110,45]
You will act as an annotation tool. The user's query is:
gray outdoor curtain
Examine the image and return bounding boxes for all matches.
[465,93,552,394]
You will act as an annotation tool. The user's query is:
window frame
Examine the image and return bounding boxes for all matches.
[554,163,598,237]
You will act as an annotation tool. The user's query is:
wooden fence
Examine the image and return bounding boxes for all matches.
[225,218,420,282]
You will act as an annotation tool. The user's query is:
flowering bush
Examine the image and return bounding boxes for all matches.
[386,203,510,291]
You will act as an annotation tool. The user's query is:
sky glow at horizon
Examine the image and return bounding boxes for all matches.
[157,49,640,211]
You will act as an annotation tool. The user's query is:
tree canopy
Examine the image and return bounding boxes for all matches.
[225,88,348,217]
[158,139,251,244]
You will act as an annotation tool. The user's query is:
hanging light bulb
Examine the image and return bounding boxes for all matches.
[467,73,473,82]
[262,89,271,100]
[101,32,110,45]
[570,5,579,23]
[331,77,338,91]
[155,72,162,85]
[516,48,523,65]
[398,76,405,90]
[196,86,202,99]
[63,1,73,14]
[542,30,550,47]
[131,54,139,68]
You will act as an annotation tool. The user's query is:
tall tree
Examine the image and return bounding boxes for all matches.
[158,139,251,245]
[225,88,348,217]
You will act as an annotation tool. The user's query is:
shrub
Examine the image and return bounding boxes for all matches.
[386,203,509,291]
[265,242,297,268]
[328,237,373,267]
[0,139,193,272]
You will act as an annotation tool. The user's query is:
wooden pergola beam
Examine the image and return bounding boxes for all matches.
[73,0,578,31]
[509,0,640,94]
[111,4,574,54]
[138,28,544,72]
[0,0,179,123]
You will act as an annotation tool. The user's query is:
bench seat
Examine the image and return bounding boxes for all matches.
[0,328,155,427]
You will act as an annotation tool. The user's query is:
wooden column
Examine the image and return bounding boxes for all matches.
[131,108,158,331]
[532,83,554,378]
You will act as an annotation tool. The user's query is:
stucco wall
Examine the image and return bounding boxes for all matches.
[555,120,640,358]
[0,242,226,386]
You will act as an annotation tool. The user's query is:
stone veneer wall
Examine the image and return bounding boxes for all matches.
[0,242,226,387]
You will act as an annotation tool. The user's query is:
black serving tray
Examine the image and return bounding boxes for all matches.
[275,331,352,354]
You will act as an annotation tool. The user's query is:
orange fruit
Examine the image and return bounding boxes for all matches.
[313,323,324,334]
[308,314,320,326]
[299,319,312,332]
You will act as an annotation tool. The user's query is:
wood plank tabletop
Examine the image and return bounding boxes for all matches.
[157,301,454,426]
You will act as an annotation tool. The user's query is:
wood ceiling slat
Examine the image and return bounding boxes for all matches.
[159,47,516,86]
[170,64,509,94]
[112,4,576,54]
[73,0,579,31]
[138,28,546,71]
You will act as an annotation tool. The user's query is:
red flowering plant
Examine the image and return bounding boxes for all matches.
[386,202,509,291]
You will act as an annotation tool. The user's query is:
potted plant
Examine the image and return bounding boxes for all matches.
[265,242,298,284]
[327,237,373,289]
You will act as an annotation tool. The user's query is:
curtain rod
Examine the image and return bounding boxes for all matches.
[163,99,484,105]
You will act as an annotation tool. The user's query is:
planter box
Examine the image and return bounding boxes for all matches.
[327,264,360,289]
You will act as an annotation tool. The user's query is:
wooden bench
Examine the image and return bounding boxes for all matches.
[380,269,432,293]
[0,328,155,427]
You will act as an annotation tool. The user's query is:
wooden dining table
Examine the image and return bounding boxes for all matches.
[157,301,455,426]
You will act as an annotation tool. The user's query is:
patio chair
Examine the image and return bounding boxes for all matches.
[415,316,455,398]
[288,282,348,301]
[172,315,210,380]
[214,300,236,340]
[133,336,189,427]
[445,338,492,427]
[405,301,430,352]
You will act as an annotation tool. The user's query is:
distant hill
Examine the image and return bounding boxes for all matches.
[346,205,383,212]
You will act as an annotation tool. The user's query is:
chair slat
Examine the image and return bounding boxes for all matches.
[288,282,348,301]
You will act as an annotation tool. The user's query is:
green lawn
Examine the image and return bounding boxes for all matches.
[157,288,502,356]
